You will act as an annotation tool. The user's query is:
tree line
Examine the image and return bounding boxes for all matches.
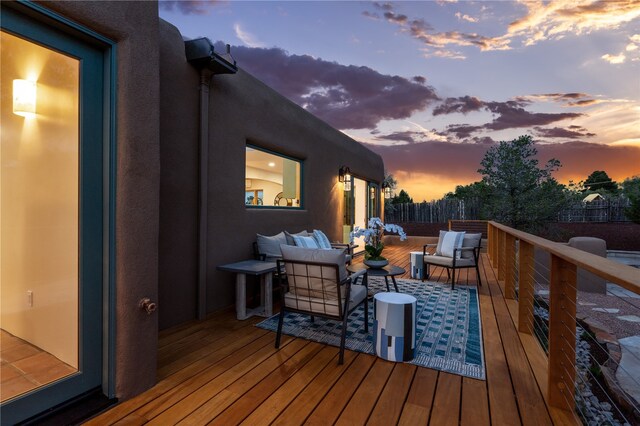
[385,135,640,230]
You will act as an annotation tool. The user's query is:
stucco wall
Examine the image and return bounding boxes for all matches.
[158,21,384,325]
[38,0,161,399]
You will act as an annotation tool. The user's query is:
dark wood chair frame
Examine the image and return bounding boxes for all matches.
[422,240,482,289]
[274,259,368,364]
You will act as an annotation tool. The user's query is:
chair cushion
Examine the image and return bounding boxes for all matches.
[439,231,466,258]
[461,233,482,259]
[312,230,333,249]
[293,235,319,249]
[283,283,366,316]
[256,232,287,259]
[285,230,309,245]
[280,245,348,282]
[424,255,475,268]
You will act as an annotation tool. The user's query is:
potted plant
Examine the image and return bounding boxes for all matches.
[351,217,407,268]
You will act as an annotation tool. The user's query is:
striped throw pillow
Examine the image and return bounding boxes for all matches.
[292,235,319,249]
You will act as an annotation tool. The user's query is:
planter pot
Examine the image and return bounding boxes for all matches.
[363,259,389,269]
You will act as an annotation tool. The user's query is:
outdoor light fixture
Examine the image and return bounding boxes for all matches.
[384,186,393,199]
[13,79,36,118]
[338,166,352,191]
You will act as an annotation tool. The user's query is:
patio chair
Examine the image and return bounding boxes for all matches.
[422,231,482,289]
[275,245,368,364]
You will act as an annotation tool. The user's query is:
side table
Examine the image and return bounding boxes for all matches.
[217,259,277,320]
[373,292,417,362]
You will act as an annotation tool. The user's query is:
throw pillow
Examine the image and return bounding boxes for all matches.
[440,231,466,259]
[461,233,482,260]
[312,230,333,250]
[435,230,447,255]
[292,235,319,249]
[256,232,288,259]
[285,230,309,245]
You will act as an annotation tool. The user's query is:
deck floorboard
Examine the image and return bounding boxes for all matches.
[86,244,570,425]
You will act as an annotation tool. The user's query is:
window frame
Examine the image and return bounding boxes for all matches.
[245,144,304,210]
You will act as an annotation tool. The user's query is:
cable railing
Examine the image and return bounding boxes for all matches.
[488,221,640,425]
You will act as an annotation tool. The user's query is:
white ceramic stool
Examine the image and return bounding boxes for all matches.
[373,292,417,362]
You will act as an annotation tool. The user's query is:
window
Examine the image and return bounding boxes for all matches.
[245,146,302,208]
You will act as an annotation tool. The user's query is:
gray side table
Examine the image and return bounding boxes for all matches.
[217,260,277,320]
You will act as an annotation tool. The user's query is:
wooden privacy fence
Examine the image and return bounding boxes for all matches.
[386,197,632,224]
[448,219,488,238]
[385,199,481,223]
[557,198,632,223]
[487,221,640,423]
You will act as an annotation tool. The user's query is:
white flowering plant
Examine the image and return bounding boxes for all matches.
[351,217,407,261]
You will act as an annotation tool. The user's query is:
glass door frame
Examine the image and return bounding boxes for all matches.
[343,175,382,247]
[0,3,116,424]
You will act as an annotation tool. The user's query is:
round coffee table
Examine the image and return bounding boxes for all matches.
[347,263,405,292]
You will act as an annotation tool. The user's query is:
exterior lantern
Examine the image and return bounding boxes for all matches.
[339,166,351,191]
[384,186,392,199]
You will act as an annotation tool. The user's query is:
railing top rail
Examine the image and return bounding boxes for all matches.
[489,221,640,293]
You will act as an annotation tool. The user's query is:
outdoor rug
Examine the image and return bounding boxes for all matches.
[256,277,485,380]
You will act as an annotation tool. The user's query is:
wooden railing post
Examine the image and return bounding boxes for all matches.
[504,233,516,299]
[497,229,505,282]
[518,241,534,334]
[548,254,577,412]
[487,224,496,268]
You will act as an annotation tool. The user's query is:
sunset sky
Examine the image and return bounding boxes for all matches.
[160,0,640,201]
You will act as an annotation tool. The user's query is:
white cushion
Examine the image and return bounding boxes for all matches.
[312,230,333,250]
[439,231,465,259]
[256,232,287,259]
[292,235,319,249]
[285,230,309,245]
[435,230,447,255]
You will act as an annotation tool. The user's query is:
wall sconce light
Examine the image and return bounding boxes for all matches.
[13,79,37,118]
[338,166,351,191]
[383,186,393,199]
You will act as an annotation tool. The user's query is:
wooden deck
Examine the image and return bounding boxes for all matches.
[86,244,560,425]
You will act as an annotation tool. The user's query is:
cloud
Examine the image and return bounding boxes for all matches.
[376,131,422,144]
[601,52,626,64]
[219,43,439,130]
[433,96,484,115]
[507,0,640,47]
[233,23,265,48]
[159,1,216,15]
[483,100,583,131]
[369,3,510,59]
[366,1,640,59]
[455,12,478,23]
[434,97,584,138]
[533,126,596,139]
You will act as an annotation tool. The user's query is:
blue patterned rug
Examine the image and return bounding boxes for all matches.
[256,277,485,380]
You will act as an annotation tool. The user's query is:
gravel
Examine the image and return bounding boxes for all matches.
[535,306,633,426]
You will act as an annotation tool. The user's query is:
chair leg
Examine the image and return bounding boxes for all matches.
[310,315,315,323]
[364,295,369,333]
[476,264,482,286]
[275,308,285,348]
[451,268,456,290]
[339,312,348,365]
